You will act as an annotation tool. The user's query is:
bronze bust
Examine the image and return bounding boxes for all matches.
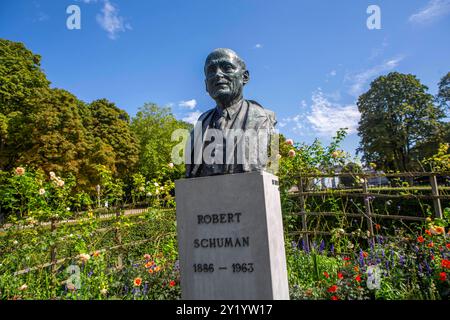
[185,48,276,178]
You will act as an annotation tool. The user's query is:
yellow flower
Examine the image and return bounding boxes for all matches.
[133,278,142,286]
[431,226,445,235]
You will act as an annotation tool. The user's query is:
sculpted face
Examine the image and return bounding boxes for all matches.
[204,49,249,106]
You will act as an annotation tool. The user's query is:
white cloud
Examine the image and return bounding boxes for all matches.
[179,99,197,110]
[255,44,263,49]
[306,91,360,137]
[409,0,450,24]
[328,70,337,77]
[182,111,202,124]
[96,0,129,39]
[346,56,404,97]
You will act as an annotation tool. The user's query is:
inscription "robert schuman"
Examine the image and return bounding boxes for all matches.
[193,237,249,248]
[197,212,242,224]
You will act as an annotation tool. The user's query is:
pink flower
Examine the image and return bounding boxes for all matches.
[15,167,25,176]
[288,150,296,157]
[285,139,294,146]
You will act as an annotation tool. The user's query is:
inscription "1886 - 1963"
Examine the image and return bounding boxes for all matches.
[193,212,254,273]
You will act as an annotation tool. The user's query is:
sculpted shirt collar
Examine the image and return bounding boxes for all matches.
[215,99,244,120]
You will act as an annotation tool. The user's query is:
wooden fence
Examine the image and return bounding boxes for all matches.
[0,206,175,276]
[287,172,450,251]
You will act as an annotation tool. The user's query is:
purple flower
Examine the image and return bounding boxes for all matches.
[143,283,148,295]
[425,261,432,275]
[399,255,405,267]
[359,250,365,267]
[330,244,334,255]
[319,240,325,253]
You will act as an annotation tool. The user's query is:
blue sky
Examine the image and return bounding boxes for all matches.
[1,0,449,157]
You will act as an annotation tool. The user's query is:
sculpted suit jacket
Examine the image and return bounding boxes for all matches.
[185,99,276,178]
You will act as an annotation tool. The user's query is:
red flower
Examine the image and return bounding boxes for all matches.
[446,243,450,249]
[362,251,369,258]
[439,272,447,282]
[425,229,432,236]
[327,285,338,293]
[355,274,362,282]
[375,224,381,231]
[331,295,339,300]
[343,257,350,261]
[169,280,176,287]
[441,259,450,269]
[417,236,424,243]
[428,242,434,248]
[337,272,344,280]
[323,272,329,278]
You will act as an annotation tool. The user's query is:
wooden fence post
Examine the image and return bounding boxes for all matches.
[430,175,443,219]
[362,179,375,244]
[299,178,310,252]
[50,219,57,272]
[115,205,124,269]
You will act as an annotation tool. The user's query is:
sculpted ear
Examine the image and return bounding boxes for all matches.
[242,70,250,86]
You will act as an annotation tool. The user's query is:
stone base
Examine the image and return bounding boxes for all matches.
[175,171,289,300]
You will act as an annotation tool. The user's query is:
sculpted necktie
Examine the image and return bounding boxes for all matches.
[215,109,228,130]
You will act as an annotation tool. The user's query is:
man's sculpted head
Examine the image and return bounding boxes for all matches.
[204,48,250,108]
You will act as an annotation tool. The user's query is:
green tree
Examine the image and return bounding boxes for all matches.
[437,72,450,114]
[19,89,90,178]
[357,72,446,172]
[0,39,51,169]
[130,103,191,182]
[87,99,139,181]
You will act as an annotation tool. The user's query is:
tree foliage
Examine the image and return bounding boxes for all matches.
[0,39,138,193]
[437,71,450,114]
[130,103,191,182]
[357,72,446,172]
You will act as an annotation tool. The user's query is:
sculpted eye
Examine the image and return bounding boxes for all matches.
[223,63,234,72]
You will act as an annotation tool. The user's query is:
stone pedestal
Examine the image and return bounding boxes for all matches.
[175,171,289,300]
